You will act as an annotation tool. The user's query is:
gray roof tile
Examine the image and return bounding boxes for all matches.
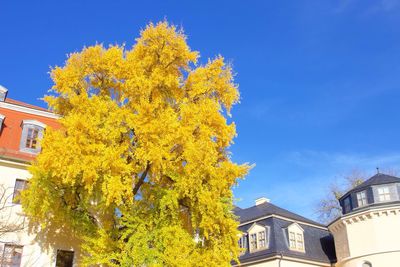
[234,204,336,265]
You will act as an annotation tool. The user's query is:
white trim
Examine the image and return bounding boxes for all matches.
[287,227,306,253]
[329,204,400,230]
[239,214,328,230]
[247,223,270,253]
[0,114,5,120]
[233,254,332,267]
[286,222,304,232]
[339,249,400,265]
[0,101,59,119]
[21,119,47,129]
[0,158,29,169]
[247,222,264,233]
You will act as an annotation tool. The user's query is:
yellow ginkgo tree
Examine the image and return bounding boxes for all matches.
[22,21,250,267]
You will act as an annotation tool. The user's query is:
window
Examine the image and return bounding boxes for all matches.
[56,250,74,267]
[289,231,305,251]
[248,224,269,252]
[0,114,5,130]
[12,179,27,204]
[343,197,351,213]
[377,187,391,202]
[289,232,296,248]
[1,244,23,267]
[19,120,45,154]
[357,191,368,207]
[238,234,247,254]
[250,233,257,250]
[258,230,266,249]
[25,128,39,149]
[296,233,304,250]
[0,86,7,102]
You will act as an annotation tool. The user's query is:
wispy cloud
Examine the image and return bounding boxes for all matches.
[286,150,400,171]
[366,0,400,15]
[234,150,400,221]
[332,0,400,15]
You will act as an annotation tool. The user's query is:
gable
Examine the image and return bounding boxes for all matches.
[247,223,266,234]
[287,222,304,233]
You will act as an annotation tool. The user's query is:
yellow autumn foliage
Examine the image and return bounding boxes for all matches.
[22,21,250,266]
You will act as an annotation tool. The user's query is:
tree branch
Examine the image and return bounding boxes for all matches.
[132,162,151,196]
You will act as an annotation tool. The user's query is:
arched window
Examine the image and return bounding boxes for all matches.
[362,261,372,267]
[19,120,46,154]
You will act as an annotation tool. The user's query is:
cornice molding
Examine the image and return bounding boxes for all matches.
[329,205,400,232]
[0,101,59,119]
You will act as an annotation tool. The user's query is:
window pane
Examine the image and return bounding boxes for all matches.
[344,197,351,212]
[258,231,266,248]
[357,191,367,207]
[250,234,257,250]
[378,187,391,201]
[289,232,296,248]
[12,179,27,204]
[296,233,304,250]
[56,250,74,267]
[2,244,23,267]
[25,128,39,149]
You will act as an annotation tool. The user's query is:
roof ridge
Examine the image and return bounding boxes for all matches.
[341,173,400,200]
[236,202,325,227]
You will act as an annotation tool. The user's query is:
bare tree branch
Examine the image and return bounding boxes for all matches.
[0,185,26,236]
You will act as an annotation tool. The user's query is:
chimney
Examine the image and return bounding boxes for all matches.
[0,85,8,102]
[255,197,270,206]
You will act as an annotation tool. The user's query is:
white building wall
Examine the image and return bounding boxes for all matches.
[0,159,81,267]
[329,205,400,267]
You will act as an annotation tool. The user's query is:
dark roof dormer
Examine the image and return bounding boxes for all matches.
[0,85,8,102]
[339,173,400,215]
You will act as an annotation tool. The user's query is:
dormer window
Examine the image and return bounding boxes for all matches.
[377,186,390,202]
[247,223,269,252]
[0,85,8,102]
[238,234,247,254]
[356,191,368,207]
[287,223,305,252]
[343,197,351,213]
[0,114,5,130]
[20,120,46,154]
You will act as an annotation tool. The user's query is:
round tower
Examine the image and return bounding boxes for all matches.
[328,173,400,267]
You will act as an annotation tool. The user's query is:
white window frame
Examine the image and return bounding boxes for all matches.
[377,186,391,202]
[362,261,372,267]
[1,244,23,266]
[287,223,305,252]
[0,114,5,130]
[19,120,46,154]
[238,234,247,255]
[356,191,368,207]
[247,223,269,253]
[12,179,28,205]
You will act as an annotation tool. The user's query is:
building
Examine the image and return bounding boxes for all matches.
[0,86,80,266]
[235,172,400,267]
[1,86,399,267]
[234,197,336,267]
[329,173,400,267]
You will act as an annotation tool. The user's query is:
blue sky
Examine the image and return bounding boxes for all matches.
[1,0,400,221]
